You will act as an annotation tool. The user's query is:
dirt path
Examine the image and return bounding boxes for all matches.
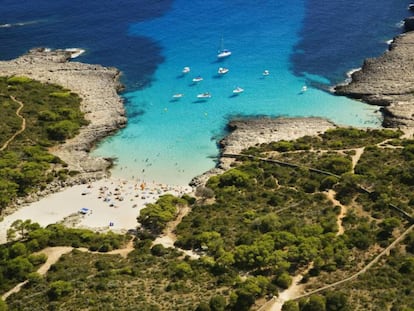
[325,189,347,236]
[292,223,414,300]
[258,264,313,311]
[1,246,73,301]
[1,238,135,301]
[153,205,200,259]
[259,224,414,310]
[351,147,364,173]
[0,95,26,151]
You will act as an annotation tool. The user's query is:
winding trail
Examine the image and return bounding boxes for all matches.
[153,205,200,259]
[325,189,346,236]
[259,224,414,310]
[0,95,26,151]
[293,223,414,300]
[1,238,135,301]
[351,147,364,174]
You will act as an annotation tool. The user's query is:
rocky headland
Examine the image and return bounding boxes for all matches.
[194,26,414,187]
[0,48,127,178]
[191,117,336,187]
[335,31,414,129]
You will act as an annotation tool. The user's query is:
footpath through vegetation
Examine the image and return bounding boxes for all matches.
[2,127,414,310]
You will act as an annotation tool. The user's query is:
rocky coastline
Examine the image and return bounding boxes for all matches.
[0,48,127,207]
[191,117,336,187]
[0,48,127,178]
[4,21,414,195]
[194,25,414,187]
[335,31,414,129]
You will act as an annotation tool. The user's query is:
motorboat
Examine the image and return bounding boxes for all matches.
[197,92,211,99]
[192,76,203,82]
[301,85,308,92]
[218,67,229,75]
[233,87,244,94]
[182,66,190,74]
[172,93,184,98]
[262,70,270,76]
[65,48,85,58]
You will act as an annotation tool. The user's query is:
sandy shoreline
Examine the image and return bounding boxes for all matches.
[0,177,191,244]
[3,22,414,244]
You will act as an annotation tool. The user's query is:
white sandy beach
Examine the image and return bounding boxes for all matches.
[0,178,192,244]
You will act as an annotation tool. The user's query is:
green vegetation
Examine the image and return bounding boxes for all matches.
[0,220,127,294]
[0,76,88,211]
[2,127,414,310]
[138,194,189,234]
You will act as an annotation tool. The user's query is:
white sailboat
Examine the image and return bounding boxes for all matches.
[217,37,231,59]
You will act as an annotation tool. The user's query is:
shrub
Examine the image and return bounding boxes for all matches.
[48,280,73,300]
[275,272,292,289]
[46,120,79,140]
[218,169,252,188]
[7,76,32,84]
[209,295,226,311]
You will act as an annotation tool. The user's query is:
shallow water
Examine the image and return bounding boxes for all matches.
[1,0,410,185]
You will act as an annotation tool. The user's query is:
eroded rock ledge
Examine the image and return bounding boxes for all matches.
[335,31,414,128]
[0,48,127,178]
[191,117,336,187]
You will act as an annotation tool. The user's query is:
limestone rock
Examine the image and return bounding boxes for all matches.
[335,31,414,127]
[0,48,127,176]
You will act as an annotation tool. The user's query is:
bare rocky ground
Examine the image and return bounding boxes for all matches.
[335,31,414,129]
[191,117,336,187]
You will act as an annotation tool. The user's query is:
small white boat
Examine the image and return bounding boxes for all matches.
[218,67,229,75]
[262,70,270,76]
[172,93,184,98]
[197,92,211,99]
[217,37,231,58]
[301,85,308,92]
[217,49,232,58]
[233,87,244,94]
[182,66,190,74]
[192,76,203,82]
[65,48,85,58]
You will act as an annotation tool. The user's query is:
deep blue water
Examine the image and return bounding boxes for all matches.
[1,0,412,185]
[292,0,410,84]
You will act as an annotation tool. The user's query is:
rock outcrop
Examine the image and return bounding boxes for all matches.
[335,32,414,128]
[0,48,127,178]
[405,16,414,32]
[191,117,336,187]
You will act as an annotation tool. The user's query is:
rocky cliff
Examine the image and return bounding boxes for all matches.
[335,31,414,128]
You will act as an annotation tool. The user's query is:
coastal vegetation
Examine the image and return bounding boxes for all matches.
[2,127,414,310]
[2,8,414,308]
[1,220,127,295]
[0,76,87,212]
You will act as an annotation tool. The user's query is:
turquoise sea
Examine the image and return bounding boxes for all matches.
[1,0,411,185]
